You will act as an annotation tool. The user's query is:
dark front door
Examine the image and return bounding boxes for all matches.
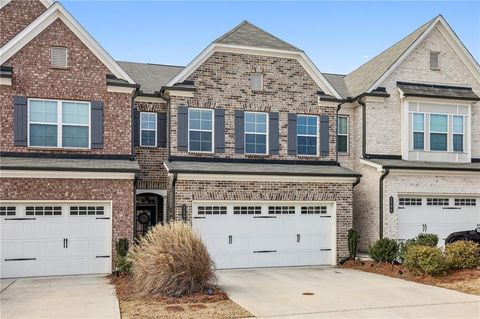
[136,206,156,237]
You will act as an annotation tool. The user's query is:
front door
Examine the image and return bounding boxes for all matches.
[136,206,156,237]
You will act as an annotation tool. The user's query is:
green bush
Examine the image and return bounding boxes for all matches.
[115,238,131,274]
[116,238,129,257]
[348,229,359,260]
[444,240,480,270]
[415,233,439,247]
[403,245,448,276]
[368,238,399,263]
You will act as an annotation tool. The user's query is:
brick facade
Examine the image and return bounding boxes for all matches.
[0,178,134,267]
[172,179,354,261]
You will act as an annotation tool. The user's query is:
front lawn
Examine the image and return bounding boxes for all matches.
[342,260,480,295]
[111,275,252,319]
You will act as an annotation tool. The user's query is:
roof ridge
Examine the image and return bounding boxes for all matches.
[117,60,184,68]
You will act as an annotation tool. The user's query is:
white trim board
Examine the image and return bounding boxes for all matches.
[166,43,342,99]
[175,173,357,183]
[0,0,53,10]
[0,2,135,84]
[1,170,136,179]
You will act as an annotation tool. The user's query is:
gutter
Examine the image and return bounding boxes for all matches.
[379,168,390,239]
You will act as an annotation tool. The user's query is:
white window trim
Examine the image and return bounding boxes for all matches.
[188,108,214,153]
[337,115,348,154]
[297,114,319,157]
[411,113,425,151]
[27,98,91,149]
[244,111,269,155]
[452,115,465,153]
[429,113,449,152]
[139,112,157,147]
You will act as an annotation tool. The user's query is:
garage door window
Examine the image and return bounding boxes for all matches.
[69,206,104,216]
[197,206,227,215]
[454,199,476,206]
[26,206,62,216]
[301,206,327,214]
[233,206,261,215]
[0,206,16,216]
[399,198,422,206]
[268,206,295,214]
[426,198,449,206]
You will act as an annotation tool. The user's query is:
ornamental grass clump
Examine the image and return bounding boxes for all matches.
[129,222,216,297]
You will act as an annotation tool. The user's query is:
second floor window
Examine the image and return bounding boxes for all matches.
[453,115,464,152]
[29,99,89,148]
[245,112,268,154]
[413,113,424,150]
[188,108,213,152]
[297,115,318,156]
[140,112,157,147]
[337,116,348,153]
[430,114,447,151]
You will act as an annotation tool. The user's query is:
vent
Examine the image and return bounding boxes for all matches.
[430,51,440,70]
[250,73,263,91]
[51,47,68,68]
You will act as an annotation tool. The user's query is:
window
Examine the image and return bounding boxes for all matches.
[25,206,62,216]
[399,198,422,206]
[70,206,104,216]
[426,198,449,206]
[296,115,318,156]
[301,206,327,214]
[197,206,227,215]
[430,51,440,70]
[453,115,464,152]
[0,206,16,216]
[140,112,157,147]
[413,113,424,150]
[454,198,476,206]
[429,114,448,151]
[337,116,348,153]
[233,206,261,215]
[28,99,90,148]
[245,112,268,154]
[250,73,263,91]
[188,108,213,152]
[268,206,295,214]
[51,47,68,68]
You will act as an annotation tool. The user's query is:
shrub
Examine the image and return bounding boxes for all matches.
[403,245,448,276]
[368,238,399,263]
[414,233,439,247]
[129,222,216,297]
[348,229,359,260]
[115,238,132,274]
[444,240,480,270]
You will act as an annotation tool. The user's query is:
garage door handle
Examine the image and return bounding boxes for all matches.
[5,258,36,261]
[320,249,331,251]
[253,250,276,253]
[4,217,36,220]
[228,235,232,244]
[253,216,276,218]
[194,216,205,219]
[442,207,461,210]
[63,238,66,248]
[320,216,331,218]
[96,256,110,258]
[297,234,300,242]
[96,217,110,219]
[65,238,68,248]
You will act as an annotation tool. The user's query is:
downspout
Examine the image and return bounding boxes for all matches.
[130,88,139,240]
[379,168,390,239]
[171,173,178,222]
[159,87,171,159]
[357,98,368,159]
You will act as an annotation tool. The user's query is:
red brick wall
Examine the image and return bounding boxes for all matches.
[1,19,132,155]
[0,0,46,46]
[0,178,134,269]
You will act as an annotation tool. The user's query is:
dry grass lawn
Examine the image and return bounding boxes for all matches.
[111,276,252,319]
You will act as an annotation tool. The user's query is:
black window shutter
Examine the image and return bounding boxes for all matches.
[214,109,225,153]
[234,110,244,154]
[157,112,167,148]
[90,101,104,149]
[269,112,279,155]
[177,106,188,151]
[133,109,140,147]
[13,96,28,146]
[287,113,297,155]
[320,114,330,156]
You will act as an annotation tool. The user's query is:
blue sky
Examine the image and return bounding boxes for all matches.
[61,0,480,75]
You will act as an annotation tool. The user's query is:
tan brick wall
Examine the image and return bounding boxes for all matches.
[134,101,168,190]
[0,178,134,270]
[171,179,353,262]
[0,0,46,46]
[169,51,338,161]
[1,19,133,155]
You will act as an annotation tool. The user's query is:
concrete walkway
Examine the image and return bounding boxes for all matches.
[218,267,480,319]
[0,275,120,319]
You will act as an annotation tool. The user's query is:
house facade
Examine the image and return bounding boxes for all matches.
[0,0,478,278]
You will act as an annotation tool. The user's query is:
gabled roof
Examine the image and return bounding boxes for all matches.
[344,15,480,98]
[118,61,183,95]
[0,2,135,84]
[214,20,301,52]
[323,73,350,99]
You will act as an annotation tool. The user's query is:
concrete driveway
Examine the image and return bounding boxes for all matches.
[218,267,480,319]
[0,275,120,319]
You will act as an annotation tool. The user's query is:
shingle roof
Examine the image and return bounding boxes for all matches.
[323,73,350,98]
[214,20,301,52]
[0,156,140,172]
[397,82,480,101]
[117,61,184,95]
[165,160,361,177]
[367,159,480,171]
[344,17,437,98]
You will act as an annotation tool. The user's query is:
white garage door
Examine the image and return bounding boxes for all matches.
[397,196,479,245]
[1,202,112,278]
[192,201,334,269]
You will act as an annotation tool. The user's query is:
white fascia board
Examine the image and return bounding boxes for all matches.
[0,3,136,84]
[134,96,165,103]
[0,0,10,9]
[176,173,357,183]
[360,159,384,172]
[0,170,136,179]
[166,43,342,99]
[107,85,136,94]
[0,77,12,86]
[388,169,480,177]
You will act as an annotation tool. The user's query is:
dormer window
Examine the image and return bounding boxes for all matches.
[51,47,68,68]
[250,73,263,91]
[430,51,440,70]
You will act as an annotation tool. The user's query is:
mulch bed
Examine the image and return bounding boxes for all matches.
[342,260,480,295]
